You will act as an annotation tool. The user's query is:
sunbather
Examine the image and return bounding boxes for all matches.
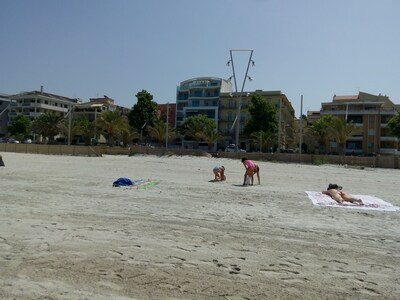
[322,183,363,205]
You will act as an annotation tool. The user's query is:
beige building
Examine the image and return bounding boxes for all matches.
[320,92,399,155]
[9,89,79,121]
[218,90,296,150]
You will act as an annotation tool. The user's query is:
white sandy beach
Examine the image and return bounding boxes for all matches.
[0,152,399,300]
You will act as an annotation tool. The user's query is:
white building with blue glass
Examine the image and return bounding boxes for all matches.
[176,77,232,128]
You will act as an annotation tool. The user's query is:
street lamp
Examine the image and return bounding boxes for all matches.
[140,120,148,145]
[227,49,254,152]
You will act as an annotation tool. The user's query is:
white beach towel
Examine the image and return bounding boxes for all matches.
[305,191,399,212]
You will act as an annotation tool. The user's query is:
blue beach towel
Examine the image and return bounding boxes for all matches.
[112,177,134,187]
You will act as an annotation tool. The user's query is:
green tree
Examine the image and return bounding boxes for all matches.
[201,127,223,151]
[128,90,157,139]
[95,110,126,146]
[307,115,334,154]
[31,112,63,143]
[388,111,400,139]
[8,114,31,141]
[249,130,276,152]
[328,117,360,155]
[116,117,138,147]
[148,118,175,147]
[244,94,278,136]
[180,114,216,139]
[75,118,98,145]
[58,118,81,144]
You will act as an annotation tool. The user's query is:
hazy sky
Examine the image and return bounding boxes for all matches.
[1,0,399,116]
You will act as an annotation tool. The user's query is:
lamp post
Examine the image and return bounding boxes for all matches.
[227,49,255,152]
[140,120,148,145]
[67,105,74,146]
[278,98,282,151]
[299,95,303,155]
[166,102,169,149]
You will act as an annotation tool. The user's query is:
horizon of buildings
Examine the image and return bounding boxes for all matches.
[1,78,400,154]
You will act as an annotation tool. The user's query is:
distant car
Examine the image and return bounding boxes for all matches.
[225,144,246,153]
[8,138,20,143]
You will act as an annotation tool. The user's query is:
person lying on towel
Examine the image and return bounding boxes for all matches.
[322,183,363,205]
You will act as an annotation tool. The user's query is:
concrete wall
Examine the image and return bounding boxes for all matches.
[1,143,399,169]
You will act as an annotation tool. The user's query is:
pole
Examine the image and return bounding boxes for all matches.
[231,49,253,152]
[299,95,303,155]
[140,120,148,145]
[166,103,169,149]
[278,98,282,151]
[68,105,72,146]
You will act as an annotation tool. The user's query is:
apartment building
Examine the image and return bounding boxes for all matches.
[218,90,296,150]
[9,89,79,120]
[0,93,11,137]
[320,92,400,155]
[74,96,130,122]
[176,77,232,127]
[156,103,176,128]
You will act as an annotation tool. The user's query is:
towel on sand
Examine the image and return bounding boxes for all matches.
[305,191,399,212]
[113,178,160,189]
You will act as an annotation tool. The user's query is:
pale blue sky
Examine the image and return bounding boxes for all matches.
[1,0,399,115]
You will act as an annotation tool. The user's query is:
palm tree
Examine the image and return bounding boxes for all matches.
[31,112,63,143]
[249,130,276,152]
[95,110,126,146]
[75,118,98,145]
[58,118,81,144]
[116,118,140,147]
[307,115,333,154]
[148,119,175,147]
[328,117,360,155]
[200,128,223,151]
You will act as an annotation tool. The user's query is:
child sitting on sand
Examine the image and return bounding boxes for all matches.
[213,166,226,181]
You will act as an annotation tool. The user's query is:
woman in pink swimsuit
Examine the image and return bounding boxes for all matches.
[241,157,260,186]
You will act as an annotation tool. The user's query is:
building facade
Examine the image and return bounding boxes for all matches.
[176,77,232,127]
[157,103,176,128]
[0,93,11,138]
[218,90,296,151]
[8,89,80,142]
[320,92,400,155]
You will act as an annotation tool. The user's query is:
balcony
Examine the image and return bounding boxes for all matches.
[380,136,398,142]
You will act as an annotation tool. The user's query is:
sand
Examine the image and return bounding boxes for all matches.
[0,152,399,300]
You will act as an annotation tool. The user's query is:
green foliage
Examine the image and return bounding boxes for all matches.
[328,117,360,155]
[388,111,400,139]
[58,118,80,144]
[249,130,277,152]
[244,94,278,136]
[201,127,223,150]
[31,112,63,142]
[314,157,329,165]
[180,114,216,141]
[307,115,333,154]
[8,114,31,141]
[75,118,98,145]
[95,110,127,146]
[148,118,175,147]
[116,122,139,147]
[128,90,157,136]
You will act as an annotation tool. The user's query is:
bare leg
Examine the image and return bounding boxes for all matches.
[341,192,363,205]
